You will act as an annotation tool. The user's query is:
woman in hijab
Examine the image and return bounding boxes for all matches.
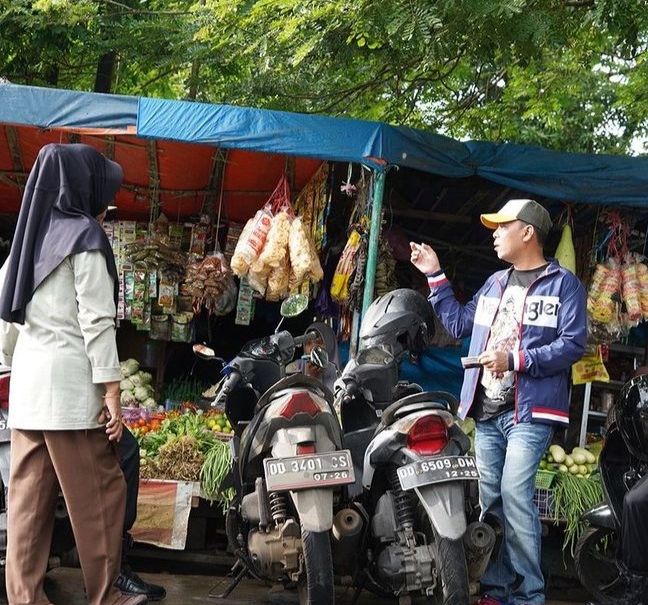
[0,143,146,605]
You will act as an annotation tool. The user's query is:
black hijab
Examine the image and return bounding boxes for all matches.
[0,143,122,324]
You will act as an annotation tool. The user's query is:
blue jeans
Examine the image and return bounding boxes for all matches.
[474,411,554,605]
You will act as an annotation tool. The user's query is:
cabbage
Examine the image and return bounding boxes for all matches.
[138,371,153,385]
[120,378,134,391]
[129,374,143,387]
[121,390,136,405]
[142,397,157,410]
[120,358,140,378]
[134,386,150,402]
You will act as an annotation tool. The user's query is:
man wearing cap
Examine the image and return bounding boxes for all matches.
[411,199,587,605]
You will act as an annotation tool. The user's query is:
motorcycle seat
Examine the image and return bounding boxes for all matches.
[378,390,458,429]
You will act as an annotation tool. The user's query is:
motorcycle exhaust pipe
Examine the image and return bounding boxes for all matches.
[332,508,363,574]
[463,521,496,582]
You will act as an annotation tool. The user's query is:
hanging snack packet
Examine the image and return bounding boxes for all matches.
[230,205,273,277]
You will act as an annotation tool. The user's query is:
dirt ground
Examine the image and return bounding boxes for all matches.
[0,566,587,605]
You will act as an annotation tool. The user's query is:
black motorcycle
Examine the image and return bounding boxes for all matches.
[198,296,349,605]
[575,375,648,604]
[333,289,495,605]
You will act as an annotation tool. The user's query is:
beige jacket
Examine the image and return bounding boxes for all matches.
[0,250,121,430]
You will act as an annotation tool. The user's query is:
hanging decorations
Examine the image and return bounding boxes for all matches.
[586,210,648,343]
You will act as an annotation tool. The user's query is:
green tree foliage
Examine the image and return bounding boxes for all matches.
[0,0,645,154]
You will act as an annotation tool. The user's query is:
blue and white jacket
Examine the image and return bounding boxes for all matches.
[427,259,587,426]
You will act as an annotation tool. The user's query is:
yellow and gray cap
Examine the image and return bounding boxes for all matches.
[480,198,552,237]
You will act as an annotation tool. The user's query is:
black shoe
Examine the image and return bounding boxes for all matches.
[116,567,167,601]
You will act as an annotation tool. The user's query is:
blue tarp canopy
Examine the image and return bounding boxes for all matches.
[0,83,138,132]
[137,96,648,207]
[1,83,648,207]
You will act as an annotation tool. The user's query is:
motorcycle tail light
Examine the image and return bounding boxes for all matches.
[278,392,322,420]
[407,415,448,455]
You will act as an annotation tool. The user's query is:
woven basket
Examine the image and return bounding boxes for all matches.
[534,469,557,489]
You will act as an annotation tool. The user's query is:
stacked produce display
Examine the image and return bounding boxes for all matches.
[536,442,603,554]
[125,407,233,509]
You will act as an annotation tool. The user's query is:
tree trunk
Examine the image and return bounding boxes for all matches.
[94,51,116,93]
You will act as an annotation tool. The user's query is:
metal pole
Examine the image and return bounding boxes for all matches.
[361,169,386,316]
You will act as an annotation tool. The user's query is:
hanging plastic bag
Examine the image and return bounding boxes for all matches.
[621,255,643,322]
[247,257,271,296]
[231,207,273,277]
[259,210,293,268]
[330,229,362,303]
[572,345,610,385]
[266,253,291,302]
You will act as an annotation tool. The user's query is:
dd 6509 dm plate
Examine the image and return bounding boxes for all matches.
[397,456,479,491]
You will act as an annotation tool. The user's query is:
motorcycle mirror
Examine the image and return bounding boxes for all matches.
[310,346,329,369]
[193,343,219,361]
[280,293,309,318]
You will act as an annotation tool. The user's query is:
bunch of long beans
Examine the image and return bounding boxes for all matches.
[552,472,603,555]
[200,439,233,501]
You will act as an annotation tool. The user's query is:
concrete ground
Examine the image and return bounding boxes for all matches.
[0,566,586,605]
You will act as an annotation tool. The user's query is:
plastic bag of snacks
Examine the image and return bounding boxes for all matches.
[621,256,643,322]
[331,229,362,304]
[587,259,620,324]
[259,210,293,268]
[247,257,271,296]
[230,205,273,277]
[635,261,648,318]
[287,217,323,287]
[266,253,290,301]
[289,217,314,283]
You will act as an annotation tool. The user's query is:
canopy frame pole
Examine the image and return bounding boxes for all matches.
[361,169,386,317]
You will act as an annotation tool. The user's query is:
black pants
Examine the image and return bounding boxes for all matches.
[622,473,648,574]
[117,426,140,535]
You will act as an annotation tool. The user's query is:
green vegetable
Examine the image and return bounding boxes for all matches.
[121,390,136,405]
[565,455,574,467]
[558,464,568,473]
[120,378,134,391]
[120,358,140,378]
[552,473,603,555]
[572,452,587,465]
[134,385,150,402]
[200,439,233,499]
[549,445,566,463]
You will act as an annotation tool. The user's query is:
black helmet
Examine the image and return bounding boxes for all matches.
[616,375,648,462]
[359,288,435,355]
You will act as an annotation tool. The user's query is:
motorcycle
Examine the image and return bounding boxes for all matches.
[333,289,495,605]
[575,375,648,604]
[200,295,352,605]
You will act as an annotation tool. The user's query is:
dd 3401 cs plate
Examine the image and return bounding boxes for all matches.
[264,450,355,492]
[397,456,479,491]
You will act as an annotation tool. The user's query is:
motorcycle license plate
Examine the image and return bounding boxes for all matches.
[397,456,479,491]
[264,450,355,492]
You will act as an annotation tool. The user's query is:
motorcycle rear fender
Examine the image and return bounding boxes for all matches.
[362,410,458,490]
[415,482,467,540]
[269,429,337,533]
[581,503,616,530]
[270,426,337,458]
[289,488,334,533]
[245,398,342,464]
